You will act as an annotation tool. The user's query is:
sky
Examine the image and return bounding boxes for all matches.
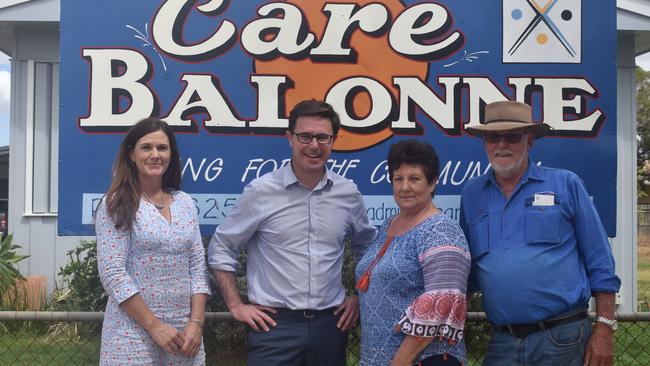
[0,52,648,149]
[638,52,650,72]
[0,52,9,147]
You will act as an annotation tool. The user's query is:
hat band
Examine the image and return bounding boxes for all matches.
[485,118,532,124]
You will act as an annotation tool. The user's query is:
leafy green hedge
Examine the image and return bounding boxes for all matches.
[49,240,107,312]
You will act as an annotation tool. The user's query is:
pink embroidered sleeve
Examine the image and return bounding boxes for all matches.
[398,244,471,343]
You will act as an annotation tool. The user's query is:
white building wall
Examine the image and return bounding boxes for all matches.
[8,23,87,293]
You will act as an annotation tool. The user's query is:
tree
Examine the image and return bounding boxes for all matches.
[636,67,650,198]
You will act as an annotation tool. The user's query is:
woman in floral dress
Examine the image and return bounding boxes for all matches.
[96,118,210,365]
[356,140,471,366]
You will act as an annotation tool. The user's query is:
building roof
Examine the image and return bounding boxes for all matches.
[618,0,650,55]
[0,0,58,21]
[0,0,31,10]
[0,0,58,55]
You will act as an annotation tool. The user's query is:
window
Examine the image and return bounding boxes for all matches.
[24,60,58,215]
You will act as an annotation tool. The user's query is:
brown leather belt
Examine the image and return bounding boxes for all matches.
[495,309,588,338]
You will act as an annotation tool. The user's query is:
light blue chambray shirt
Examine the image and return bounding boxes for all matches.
[208,164,377,310]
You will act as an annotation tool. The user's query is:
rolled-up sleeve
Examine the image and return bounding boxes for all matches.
[208,183,264,272]
[398,231,471,343]
[95,200,139,304]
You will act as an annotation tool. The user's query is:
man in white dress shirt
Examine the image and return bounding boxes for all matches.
[208,99,377,366]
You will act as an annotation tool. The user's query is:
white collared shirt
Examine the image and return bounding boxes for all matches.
[208,164,377,310]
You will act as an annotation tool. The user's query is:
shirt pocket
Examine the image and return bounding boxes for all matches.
[525,208,561,245]
[469,214,489,259]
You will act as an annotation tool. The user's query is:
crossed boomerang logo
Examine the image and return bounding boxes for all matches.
[508,0,576,57]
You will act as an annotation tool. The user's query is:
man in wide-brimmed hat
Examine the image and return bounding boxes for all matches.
[459,100,620,366]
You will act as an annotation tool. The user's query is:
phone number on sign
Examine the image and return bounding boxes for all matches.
[190,194,240,225]
[82,193,240,226]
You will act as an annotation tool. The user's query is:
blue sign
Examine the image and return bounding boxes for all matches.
[59,0,617,236]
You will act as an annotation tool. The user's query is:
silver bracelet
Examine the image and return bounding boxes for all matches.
[188,318,204,327]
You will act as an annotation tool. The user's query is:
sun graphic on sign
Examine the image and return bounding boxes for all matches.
[503,0,581,63]
[253,0,428,151]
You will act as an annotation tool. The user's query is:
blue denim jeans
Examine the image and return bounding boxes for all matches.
[482,318,592,366]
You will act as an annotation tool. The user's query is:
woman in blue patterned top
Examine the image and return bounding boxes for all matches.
[356,140,471,366]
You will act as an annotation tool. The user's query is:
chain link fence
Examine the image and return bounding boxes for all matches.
[0,312,648,365]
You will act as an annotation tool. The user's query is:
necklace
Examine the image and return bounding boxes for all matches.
[142,190,165,210]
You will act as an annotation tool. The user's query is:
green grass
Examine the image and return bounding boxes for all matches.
[0,328,248,366]
[638,245,650,310]
[0,330,100,365]
[639,262,650,309]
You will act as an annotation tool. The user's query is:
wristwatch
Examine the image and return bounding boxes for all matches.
[596,316,618,331]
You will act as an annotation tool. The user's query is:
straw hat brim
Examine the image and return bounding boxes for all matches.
[466,121,551,139]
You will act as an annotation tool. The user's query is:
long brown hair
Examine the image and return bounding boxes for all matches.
[104,118,181,231]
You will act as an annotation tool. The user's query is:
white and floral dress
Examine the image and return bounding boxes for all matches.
[96,191,210,365]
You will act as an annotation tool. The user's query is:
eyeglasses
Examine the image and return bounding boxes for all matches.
[293,132,334,145]
[484,133,524,144]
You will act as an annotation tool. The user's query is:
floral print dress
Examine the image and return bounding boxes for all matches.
[96,191,210,365]
[356,213,471,365]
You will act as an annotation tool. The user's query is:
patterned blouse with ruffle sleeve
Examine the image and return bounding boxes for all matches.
[356,212,471,366]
